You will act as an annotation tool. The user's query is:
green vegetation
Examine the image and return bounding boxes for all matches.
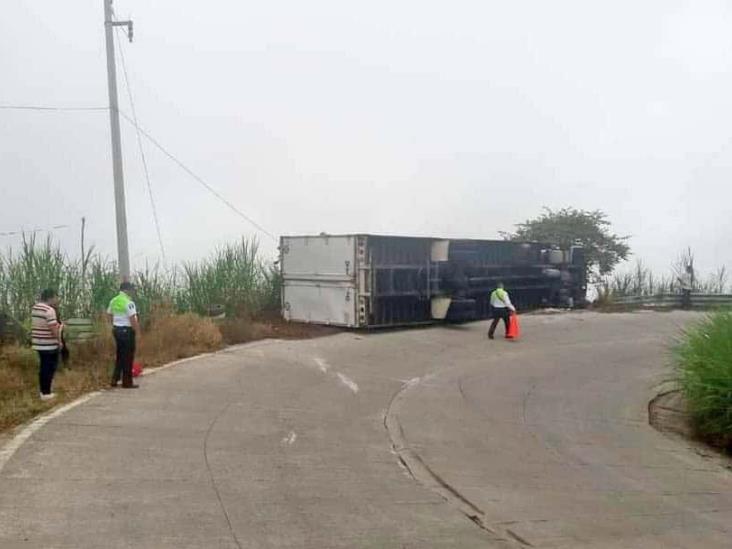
[0,235,280,334]
[0,235,115,325]
[181,238,276,318]
[503,207,630,279]
[675,311,732,450]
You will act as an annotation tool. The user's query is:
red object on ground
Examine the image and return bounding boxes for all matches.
[506,313,520,339]
[132,362,143,377]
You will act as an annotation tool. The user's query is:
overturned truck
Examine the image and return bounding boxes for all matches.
[280,234,586,328]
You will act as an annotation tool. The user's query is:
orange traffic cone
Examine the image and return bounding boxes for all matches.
[506,313,520,339]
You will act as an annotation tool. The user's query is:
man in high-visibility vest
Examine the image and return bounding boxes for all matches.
[107,282,141,388]
[488,282,516,339]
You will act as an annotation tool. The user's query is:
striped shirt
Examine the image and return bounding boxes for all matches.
[31,302,60,351]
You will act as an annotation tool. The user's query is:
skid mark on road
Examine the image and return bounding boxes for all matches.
[203,401,243,549]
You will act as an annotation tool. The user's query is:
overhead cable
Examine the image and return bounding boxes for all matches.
[0,105,107,112]
[0,225,70,237]
[117,111,277,242]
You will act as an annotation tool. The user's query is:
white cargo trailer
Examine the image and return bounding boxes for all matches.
[280,234,586,328]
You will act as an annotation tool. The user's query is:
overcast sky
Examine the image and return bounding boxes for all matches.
[1,0,731,277]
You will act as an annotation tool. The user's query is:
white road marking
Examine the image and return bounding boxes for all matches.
[313,357,330,373]
[281,431,297,445]
[336,372,359,394]
[0,392,101,473]
[141,353,215,377]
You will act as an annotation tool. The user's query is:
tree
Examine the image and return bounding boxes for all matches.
[503,207,630,278]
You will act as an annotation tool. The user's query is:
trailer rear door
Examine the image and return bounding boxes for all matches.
[281,235,359,327]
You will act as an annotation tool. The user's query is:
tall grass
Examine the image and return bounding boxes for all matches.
[675,311,732,449]
[0,235,280,334]
[0,235,117,326]
[180,239,272,317]
[599,259,729,301]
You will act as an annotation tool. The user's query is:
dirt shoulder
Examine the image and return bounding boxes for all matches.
[649,389,732,470]
[219,313,340,344]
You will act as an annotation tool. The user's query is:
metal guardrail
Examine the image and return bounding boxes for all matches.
[63,318,97,342]
[0,312,27,344]
[611,293,732,308]
[0,315,97,345]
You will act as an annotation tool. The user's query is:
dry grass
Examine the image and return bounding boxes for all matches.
[218,317,267,345]
[0,343,112,431]
[142,312,223,362]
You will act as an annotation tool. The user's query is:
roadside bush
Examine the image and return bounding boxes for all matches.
[218,316,268,345]
[675,311,732,450]
[143,310,223,361]
[180,238,275,317]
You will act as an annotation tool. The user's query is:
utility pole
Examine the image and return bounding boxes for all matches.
[80,216,87,278]
[103,0,133,281]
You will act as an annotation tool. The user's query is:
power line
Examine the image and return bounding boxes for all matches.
[115,27,167,262]
[117,111,278,242]
[1,100,278,243]
[0,105,107,112]
[0,225,70,237]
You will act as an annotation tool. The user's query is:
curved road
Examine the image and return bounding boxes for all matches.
[1,311,730,548]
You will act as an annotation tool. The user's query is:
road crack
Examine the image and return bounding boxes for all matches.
[384,377,530,546]
[203,400,243,549]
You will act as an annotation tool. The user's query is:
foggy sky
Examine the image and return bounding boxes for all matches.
[2,0,731,277]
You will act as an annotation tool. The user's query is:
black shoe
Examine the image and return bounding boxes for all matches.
[121,384,139,389]
[110,381,119,388]
[488,334,495,340]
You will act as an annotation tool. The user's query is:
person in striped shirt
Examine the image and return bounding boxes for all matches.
[31,289,63,400]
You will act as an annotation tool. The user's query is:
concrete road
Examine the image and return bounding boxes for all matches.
[1,312,730,548]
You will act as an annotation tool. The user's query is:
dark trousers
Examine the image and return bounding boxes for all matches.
[113,328,136,387]
[488,308,511,338]
[38,350,59,395]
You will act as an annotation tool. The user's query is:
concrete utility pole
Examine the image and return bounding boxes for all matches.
[103,0,133,281]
